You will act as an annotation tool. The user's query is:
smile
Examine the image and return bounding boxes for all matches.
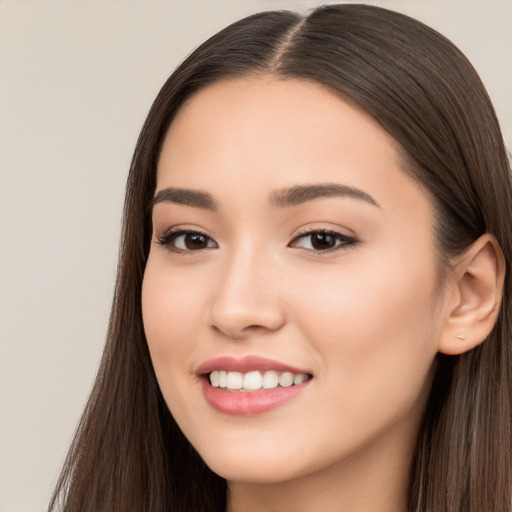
[197,356,313,415]
[209,370,310,391]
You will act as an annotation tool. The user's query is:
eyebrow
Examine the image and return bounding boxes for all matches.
[152,187,217,211]
[152,183,379,211]
[269,183,379,208]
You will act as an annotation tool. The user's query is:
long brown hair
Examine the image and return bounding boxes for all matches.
[49,5,512,511]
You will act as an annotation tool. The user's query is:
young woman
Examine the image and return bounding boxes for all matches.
[49,4,512,512]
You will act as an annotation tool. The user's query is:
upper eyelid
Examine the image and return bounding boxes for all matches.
[156,225,211,239]
[156,227,216,243]
[156,226,349,239]
[292,226,356,240]
[160,226,209,235]
[291,230,356,241]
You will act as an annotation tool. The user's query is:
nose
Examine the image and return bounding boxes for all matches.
[207,248,286,340]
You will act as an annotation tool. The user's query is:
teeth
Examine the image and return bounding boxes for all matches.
[278,372,294,387]
[262,370,279,389]
[293,373,307,385]
[243,371,263,390]
[210,370,220,387]
[226,371,243,390]
[208,370,310,391]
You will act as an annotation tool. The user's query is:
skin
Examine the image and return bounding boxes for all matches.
[141,77,472,511]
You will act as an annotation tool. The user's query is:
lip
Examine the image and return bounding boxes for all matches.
[196,355,313,416]
[200,379,310,416]
[196,355,311,375]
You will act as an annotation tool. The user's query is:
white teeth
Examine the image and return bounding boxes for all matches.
[278,372,294,388]
[243,371,263,390]
[293,373,307,385]
[226,371,243,390]
[262,370,279,389]
[208,370,310,391]
[210,370,220,387]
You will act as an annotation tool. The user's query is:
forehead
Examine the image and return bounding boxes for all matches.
[157,76,433,220]
[161,77,393,170]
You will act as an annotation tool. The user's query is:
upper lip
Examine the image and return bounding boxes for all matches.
[196,355,312,376]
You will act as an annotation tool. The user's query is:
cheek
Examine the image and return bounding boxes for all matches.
[291,250,440,408]
[141,259,214,438]
[141,259,205,376]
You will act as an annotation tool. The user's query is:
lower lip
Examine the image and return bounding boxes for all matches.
[200,378,310,416]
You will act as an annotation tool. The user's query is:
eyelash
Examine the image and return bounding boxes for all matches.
[155,228,358,255]
[156,229,217,255]
[290,227,358,254]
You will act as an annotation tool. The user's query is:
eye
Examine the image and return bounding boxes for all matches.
[156,229,217,253]
[290,229,357,253]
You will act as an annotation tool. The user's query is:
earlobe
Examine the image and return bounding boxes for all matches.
[438,234,505,356]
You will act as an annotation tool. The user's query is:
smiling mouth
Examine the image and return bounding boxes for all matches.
[208,370,312,392]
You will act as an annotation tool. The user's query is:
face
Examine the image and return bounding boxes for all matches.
[142,77,447,484]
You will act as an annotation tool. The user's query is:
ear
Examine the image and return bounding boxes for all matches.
[438,234,505,355]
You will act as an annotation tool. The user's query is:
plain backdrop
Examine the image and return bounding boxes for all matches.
[1,1,511,511]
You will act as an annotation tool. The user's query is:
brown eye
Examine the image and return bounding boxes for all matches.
[183,233,210,250]
[157,230,217,252]
[310,232,337,250]
[291,230,357,253]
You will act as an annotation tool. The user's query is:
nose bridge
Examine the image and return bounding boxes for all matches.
[208,240,285,338]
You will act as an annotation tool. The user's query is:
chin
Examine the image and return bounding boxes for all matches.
[205,456,304,484]
[190,435,308,484]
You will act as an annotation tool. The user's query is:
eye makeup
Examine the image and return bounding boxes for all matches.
[155,225,358,256]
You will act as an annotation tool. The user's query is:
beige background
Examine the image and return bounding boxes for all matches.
[1,1,510,510]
